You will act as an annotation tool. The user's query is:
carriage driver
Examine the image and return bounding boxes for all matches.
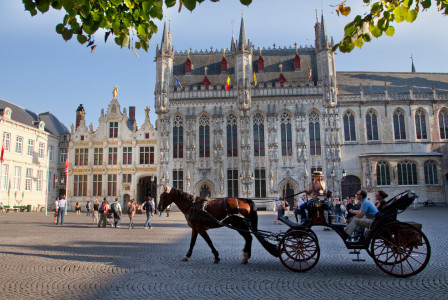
[345,190,378,242]
[299,171,327,223]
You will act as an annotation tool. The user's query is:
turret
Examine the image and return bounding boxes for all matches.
[234,16,253,112]
[155,20,174,114]
[315,12,337,105]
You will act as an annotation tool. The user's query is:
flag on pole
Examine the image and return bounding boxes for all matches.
[64,152,69,175]
[253,72,257,86]
[225,75,231,91]
[308,69,312,78]
[175,75,183,88]
[0,136,5,163]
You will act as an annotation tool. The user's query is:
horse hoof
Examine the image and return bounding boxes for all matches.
[182,257,189,262]
[214,258,220,264]
[241,258,248,264]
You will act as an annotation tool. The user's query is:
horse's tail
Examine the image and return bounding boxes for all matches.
[246,199,279,258]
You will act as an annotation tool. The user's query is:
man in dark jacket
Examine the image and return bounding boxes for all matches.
[143,197,154,229]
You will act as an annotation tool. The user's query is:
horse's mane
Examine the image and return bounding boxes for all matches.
[173,188,196,204]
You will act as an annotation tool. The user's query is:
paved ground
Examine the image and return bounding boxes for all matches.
[0,207,447,300]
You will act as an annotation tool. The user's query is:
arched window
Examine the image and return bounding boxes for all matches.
[257,55,264,72]
[309,111,321,156]
[173,116,184,159]
[198,115,210,158]
[221,57,228,73]
[397,161,417,185]
[226,114,238,157]
[253,113,265,157]
[280,112,292,157]
[376,161,391,186]
[343,111,356,141]
[424,160,438,185]
[393,109,406,140]
[199,184,211,198]
[294,54,301,71]
[366,109,379,141]
[185,58,192,74]
[439,109,448,139]
[415,109,427,140]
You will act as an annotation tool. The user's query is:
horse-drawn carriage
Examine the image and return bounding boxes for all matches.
[158,188,430,278]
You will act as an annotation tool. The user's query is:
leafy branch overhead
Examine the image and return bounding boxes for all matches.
[22,0,252,53]
[334,0,448,52]
[22,0,445,54]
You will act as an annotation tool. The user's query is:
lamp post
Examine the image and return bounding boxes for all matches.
[239,172,254,198]
[335,169,347,197]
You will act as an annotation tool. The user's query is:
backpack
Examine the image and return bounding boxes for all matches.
[111,203,118,213]
[99,203,105,213]
[86,203,89,209]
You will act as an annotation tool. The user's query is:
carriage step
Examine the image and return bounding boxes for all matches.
[349,250,366,262]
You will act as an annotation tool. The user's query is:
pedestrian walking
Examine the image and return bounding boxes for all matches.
[98,198,109,228]
[127,199,136,229]
[111,198,122,228]
[57,195,67,225]
[53,197,59,224]
[143,197,154,229]
[75,202,81,216]
[85,201,92,217]
[92,199,99,225]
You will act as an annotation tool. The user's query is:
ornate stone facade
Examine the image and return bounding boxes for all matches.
[154,16,448,207]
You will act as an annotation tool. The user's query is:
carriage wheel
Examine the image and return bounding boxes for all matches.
[279,230,320,272]
[370,222,431,277]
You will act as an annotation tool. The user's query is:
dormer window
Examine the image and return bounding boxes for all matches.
[185,58,192,74]
[202,75,211,88]
[278,73,286,87]
[80,135,85,141]
[294,54,301,71]
[257,55,264,72]
[221,57,228,74]
[109,122,118,138]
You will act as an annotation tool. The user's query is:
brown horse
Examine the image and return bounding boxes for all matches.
[158,186,278,264]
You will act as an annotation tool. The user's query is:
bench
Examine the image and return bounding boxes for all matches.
[3,205,14,212]
[13,206,27,212]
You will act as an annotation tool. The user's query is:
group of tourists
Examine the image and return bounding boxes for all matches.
[53,196,171,229]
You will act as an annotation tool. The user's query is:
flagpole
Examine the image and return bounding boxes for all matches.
[45,145,51,216]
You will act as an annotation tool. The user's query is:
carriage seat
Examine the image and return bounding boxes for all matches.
[278,216,307,229]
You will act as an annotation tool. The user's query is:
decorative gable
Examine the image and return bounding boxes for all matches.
[294,54,301,71]
[221,57,228,74]
[257,55,264,72]
[185,58,192,74]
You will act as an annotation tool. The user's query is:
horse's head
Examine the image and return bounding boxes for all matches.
[158,185,174,212]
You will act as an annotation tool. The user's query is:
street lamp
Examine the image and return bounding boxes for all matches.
[239,172,254,198]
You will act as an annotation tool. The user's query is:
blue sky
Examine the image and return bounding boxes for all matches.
[0,0,447,130]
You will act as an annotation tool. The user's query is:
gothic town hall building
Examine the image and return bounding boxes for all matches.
[154,15,448,208]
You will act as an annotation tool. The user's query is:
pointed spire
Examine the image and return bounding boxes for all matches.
[231,33,235,51]
[238,16,247,51]
[411,54,416,73]
[161,19,168,45]
[320,12,329,50]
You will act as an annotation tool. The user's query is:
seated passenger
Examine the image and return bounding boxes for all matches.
[345,190,378,242]
[375,190,388,211]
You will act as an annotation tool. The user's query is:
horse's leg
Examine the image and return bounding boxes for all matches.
[233,220,253,264]
[182,228,199,262]
[198,230,220,263]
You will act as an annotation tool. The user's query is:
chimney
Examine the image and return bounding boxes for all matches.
[129,106,135,122]
[76,104,85,129]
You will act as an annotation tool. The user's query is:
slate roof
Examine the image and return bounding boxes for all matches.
[337,72,448,94]
[172,47,317,88]
[0,98,69,136]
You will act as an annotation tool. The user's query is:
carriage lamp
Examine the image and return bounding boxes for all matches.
[330,169,335,177]
[342,169,347,179]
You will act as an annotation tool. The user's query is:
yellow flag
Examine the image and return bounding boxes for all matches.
[253,72,257,86]
[226,75,230,91]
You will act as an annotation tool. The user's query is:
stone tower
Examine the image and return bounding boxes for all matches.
[154,20,174,115]
[315,12,337,105]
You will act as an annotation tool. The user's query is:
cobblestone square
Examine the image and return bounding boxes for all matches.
[0,207,447,299]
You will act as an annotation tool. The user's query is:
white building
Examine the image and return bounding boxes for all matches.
[0,99,68,210]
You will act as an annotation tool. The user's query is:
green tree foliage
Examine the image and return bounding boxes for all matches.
[22,0,446,53]
[334,0,448,52]
[22,0,252,53]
